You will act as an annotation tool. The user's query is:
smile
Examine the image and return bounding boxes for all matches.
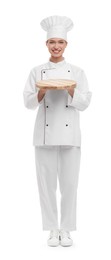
[52,50,61,54]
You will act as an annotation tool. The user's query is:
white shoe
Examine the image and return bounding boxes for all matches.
[59,230,73,247]
[47,229,60,247]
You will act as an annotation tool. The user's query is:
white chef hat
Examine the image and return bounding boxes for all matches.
[40,15,74,41]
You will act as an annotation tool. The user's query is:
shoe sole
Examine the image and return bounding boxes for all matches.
[48,242,60,247]
[60,243,73,247]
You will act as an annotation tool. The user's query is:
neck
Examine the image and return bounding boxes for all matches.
[49,56,64,63]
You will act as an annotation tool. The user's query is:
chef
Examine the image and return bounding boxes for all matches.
[23,15,92,247]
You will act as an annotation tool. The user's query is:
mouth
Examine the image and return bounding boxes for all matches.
[52,50,61,54]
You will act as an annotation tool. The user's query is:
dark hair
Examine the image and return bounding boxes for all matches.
[46,39,67,44]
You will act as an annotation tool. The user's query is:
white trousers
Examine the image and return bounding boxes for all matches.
[34,146,81,231]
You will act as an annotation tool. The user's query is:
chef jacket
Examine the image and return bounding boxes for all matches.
[23,59,92,147]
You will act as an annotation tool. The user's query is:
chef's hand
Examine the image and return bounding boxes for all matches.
[67,86,75,98]
[37,88,47,103]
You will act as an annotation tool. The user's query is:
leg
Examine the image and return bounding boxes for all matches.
[58,146,81,231]
[34,146,59,230]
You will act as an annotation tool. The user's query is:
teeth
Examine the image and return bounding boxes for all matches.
[53,51,60,53]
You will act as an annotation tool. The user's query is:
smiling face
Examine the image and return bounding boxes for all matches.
[46,38,67,62]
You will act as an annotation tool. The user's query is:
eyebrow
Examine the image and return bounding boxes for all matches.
[49,40,64,43]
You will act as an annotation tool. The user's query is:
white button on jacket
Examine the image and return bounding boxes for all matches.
[23,59,92,146]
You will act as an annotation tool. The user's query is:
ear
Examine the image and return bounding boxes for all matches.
[65,41,68,48]
[46,40,48,46]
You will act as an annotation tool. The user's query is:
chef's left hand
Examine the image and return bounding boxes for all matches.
[67,86,75,98]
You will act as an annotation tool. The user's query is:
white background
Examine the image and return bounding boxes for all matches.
[0,0,111,259]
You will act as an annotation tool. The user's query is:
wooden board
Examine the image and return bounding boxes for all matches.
[36,79,76,89]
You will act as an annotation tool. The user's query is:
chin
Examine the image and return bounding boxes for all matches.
[52,54,62,58]
[51,53,62,58]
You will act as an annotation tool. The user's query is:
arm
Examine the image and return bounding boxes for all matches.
[23,69,45,110]
[67,69,92,111]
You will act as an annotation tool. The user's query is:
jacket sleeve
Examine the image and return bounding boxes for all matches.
[23,68,44,110]
[67,69,92,111]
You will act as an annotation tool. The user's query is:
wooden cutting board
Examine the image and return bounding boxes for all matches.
[36,79,77,89]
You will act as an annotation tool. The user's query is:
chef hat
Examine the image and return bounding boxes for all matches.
[40,15,74,41]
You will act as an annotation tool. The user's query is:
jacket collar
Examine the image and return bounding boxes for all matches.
[47,58,66,69]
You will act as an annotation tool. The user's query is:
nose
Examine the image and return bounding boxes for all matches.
[54,43,59,49]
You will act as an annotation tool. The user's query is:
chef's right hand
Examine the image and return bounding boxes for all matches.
[37,88,47,102]
[39,88,47,94]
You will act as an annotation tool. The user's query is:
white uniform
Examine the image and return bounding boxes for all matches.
[34,145,81,230]
[23,59,92,146]
[23,59,92,230]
